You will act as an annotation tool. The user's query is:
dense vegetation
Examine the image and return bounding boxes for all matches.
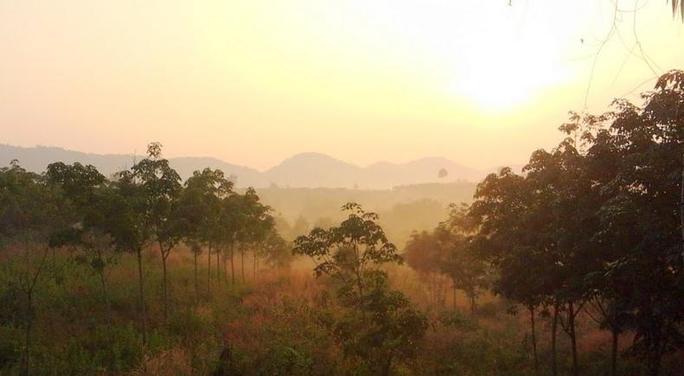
[0,70,682,375]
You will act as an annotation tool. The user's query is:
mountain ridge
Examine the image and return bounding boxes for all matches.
[1,143,497,189]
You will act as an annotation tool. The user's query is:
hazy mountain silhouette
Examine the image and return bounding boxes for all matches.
[0,144,266,186]
[1,144,495,188]
[265,153,364,188]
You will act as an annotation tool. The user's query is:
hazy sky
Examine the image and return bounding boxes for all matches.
[1,0,682,170]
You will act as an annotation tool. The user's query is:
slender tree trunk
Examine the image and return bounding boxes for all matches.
[23,291,33,376]
[51,247,56,272]
[568,301,579,376]
[529,306,539,375]
[159,241,169,322]
[21,246,49,376]
[216,248,221,283]
[469,293,476,315]
[222,249,228,285]
[241,250,245,283]
[351,243,364,298]
[136,247,148,346]
[355,269,364,298]
[230,243,235,285]
[253,252,257,281]
[551,302,559,376]
[161,253,169,322]
[193,250,198,301]
[452,282,457,310]
[207,245,212,294]
[98,269,112,322]
[610,328,619,376]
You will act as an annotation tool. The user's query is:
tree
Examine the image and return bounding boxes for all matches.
[404,229,449,307]
[261,230,292,269]
[294,202,426,374]
[98,142,180,345]
[439,203,489,314]
[572,70,684,375]
[334,272,428,375]
[176,168,232,296]
[44,162,118,319]
[467,69,684,376]
[0,161,66,376]
[467,166,550,372]
[129,143,182,321]
[219,192,245,285]
[235,187,272,283]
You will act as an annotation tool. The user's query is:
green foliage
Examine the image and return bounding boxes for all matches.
[334,272,427,374]
[295,203,427,374]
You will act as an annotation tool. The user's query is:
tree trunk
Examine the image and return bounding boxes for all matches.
[216,248,221,283]
[230,243,235,285]
[136,247,148,346]
[568,301,579,376]
[23,291,33,376]
[162,253,169,322]
[21,246,49,376]
[207,245,212,294]
[529,306,539,375]
[452,283,457,310]
[241,250,245,283]
[193,250,198,301]
[355,268,364,298]
[159,242,169,323]
[610,328,619,376]
[222,249,228,285]
[98,269,112,322]
[253,252,257,281]
[469,293,476,315]
[551,302,559,376]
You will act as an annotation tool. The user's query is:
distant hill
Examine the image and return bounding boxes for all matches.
[265,152,362,188]
[0,144,268,186]
[0,144,503,188]
[263,153,485,189]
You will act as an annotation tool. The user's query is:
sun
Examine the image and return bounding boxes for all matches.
[448,37,567,112]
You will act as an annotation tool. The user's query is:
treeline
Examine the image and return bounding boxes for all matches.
[404,70,683,376]
[0,143,289,374]
[0,70,682,376]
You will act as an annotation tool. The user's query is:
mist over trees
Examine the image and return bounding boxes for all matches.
[0,70,682,375]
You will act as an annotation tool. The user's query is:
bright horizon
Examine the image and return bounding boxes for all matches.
[1,0,682,170]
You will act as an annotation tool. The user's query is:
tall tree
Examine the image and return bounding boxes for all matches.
[176,167,232,296]
[44,162,117,318]
[128,143,182,322]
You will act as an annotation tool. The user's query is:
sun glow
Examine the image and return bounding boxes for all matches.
[1,0,681,168]
[309,0,580,112]
[449,37,570,111]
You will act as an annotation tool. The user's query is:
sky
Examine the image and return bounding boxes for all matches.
[0,0,682,170]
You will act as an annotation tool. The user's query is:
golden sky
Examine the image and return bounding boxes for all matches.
[1,0,682,170]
